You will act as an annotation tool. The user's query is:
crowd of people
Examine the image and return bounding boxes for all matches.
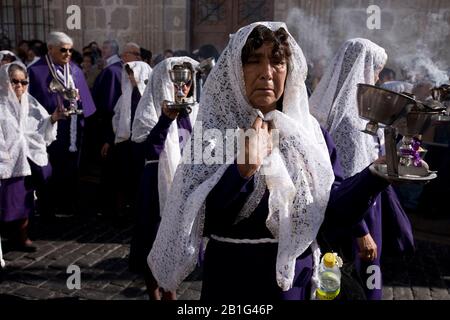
[1,21,449,301]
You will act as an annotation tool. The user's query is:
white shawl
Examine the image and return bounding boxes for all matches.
[148,22,335,293]
[0,62,57,180]
[309,38,388,178]
[112,61,152,144]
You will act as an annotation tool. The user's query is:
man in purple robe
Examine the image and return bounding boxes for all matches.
[28,31,96,217]
[91,40,123,217]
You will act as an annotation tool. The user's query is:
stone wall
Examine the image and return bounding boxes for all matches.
[48,0,188,55]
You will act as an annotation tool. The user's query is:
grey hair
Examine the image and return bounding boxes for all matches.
[8,62,28,79]
[124,42,140,50]
[47,31,73,48]
[104,40,120,54]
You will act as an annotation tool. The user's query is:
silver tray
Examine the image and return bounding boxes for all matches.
[369,163,437,184]
[166,102,194,113]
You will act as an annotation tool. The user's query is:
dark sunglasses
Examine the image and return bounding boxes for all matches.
[60,48,74,54]
[176,80,192,87]
[11,79,29,86]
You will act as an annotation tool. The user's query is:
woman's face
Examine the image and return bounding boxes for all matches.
[243,42,288,114]
[10,69,28,99]
[82,56,92,70]
[174,80,192,98]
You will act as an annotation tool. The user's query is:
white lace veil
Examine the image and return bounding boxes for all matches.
[131,57,200,213]
[112,61,152,144]
[148,22,335,293]
[0,62,56,179]
[309,38,387,178]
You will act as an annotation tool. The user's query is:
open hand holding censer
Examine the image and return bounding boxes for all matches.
[357,83,450,183]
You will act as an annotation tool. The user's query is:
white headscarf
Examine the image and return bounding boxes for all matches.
[310,38,388,178]
[0,62,57,179]
[148,22,335,293]
[131,57,200,213]
[112,61,152,144]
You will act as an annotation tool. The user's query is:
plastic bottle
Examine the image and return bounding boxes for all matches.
[316,252,341,300]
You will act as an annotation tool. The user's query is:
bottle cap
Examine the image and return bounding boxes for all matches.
[323,253,336,268]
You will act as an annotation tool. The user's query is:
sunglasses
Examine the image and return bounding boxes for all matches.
[11,79,29,86]
[175,80,192,87]
[60,48,74,54]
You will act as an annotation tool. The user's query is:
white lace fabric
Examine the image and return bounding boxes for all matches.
[0,62,57,180]
[148,22,335,293]
[309,38,388,178]
[131,57,200,214]
[112,61,152,144]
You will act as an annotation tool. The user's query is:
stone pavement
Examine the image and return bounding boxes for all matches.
[0,212,449,300]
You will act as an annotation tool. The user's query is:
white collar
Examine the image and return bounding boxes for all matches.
[106,55,122,67]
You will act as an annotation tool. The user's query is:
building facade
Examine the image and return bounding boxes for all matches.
[1,0,449,70]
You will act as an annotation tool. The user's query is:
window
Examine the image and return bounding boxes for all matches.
[0,0,52,49]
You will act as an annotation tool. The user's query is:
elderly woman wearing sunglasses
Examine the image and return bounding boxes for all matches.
[0,62,65,251]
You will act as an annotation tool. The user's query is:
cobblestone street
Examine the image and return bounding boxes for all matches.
[1,210,449,300]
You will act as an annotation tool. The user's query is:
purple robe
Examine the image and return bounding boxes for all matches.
[92,61,123,145]
[0,161,51,222]
[352,185,414,300]
[128,112,193,274]
[28,57,96,215]
[0,177,33,222]
[200,128,391,301]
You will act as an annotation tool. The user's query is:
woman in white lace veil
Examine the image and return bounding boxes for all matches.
[148,22,339,299]
[130,57,200,299]
[309,38,387,178]
[309,39,413,301]
[0,62,64,251]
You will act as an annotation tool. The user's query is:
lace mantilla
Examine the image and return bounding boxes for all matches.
[148,22,335,292]
[0,62,57,179]
[310,38,387,178]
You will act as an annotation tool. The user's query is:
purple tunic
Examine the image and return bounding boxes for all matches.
[0,161,52,222]
[128,112,193,273]
[352,185,414,300]
[0,177,33,222]
[201,128,390,301]
[92,61,123,144]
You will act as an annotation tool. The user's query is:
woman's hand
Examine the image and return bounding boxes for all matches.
[50,105,68,123]
[357,233,378,262]
[237,117,273,178]
[101,143,110,159]
[162,100,179,120]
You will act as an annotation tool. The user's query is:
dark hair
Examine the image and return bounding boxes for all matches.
[8,63,28,79]
[197,44,220,61]
[140,47,153,63]
[241,25,292,65]
[71,49,83,67]
[379,68,396,81]
[83,52,96,65]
